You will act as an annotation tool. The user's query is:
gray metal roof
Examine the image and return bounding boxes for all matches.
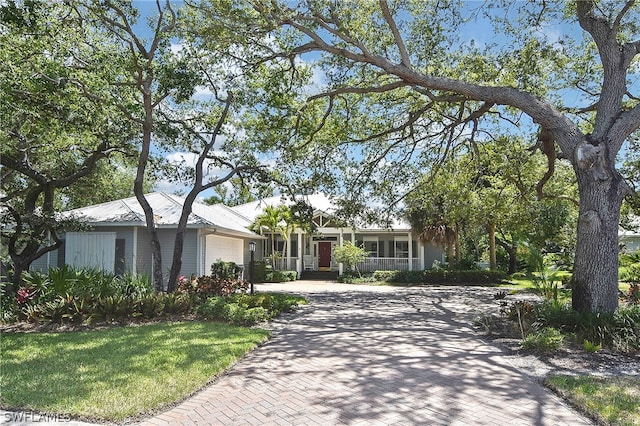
[231,193,411,231]
[64,192,262,239]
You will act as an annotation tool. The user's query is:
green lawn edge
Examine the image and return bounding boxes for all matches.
[1,321,270,423]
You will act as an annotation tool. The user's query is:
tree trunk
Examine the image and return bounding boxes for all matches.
[488,222,497,271]
[167,191,199,293]
[571,175,624,314]
[507,243,518,275]
[446,242,455,269]
[454,224,461,265]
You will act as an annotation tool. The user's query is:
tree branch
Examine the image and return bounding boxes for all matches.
[379,0,410,67]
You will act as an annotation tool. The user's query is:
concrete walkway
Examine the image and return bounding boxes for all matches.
[138,282,592,426]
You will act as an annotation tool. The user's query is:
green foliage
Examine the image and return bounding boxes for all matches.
[0,0,139,280]
[583,339,602,353]
[195,293,306,325]
[528,302,640,353]
[176,274,249,300]
[21,266,153,302]
[332,242,367,276]
[623,283,640,305]
[2,266,304,326]
[250,260,267,283]
[210,260,242,280]
[372,269,507,285]
[264,270,297,283]
[337,272,378,284]
[522,327,564,352]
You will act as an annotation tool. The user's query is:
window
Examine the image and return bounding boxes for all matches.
[364,241,378,257]
[395,240,409,258]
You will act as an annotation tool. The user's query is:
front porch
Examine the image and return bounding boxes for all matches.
[266,228,443,277]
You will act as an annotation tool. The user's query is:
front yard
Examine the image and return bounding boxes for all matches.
[1,322,269,422]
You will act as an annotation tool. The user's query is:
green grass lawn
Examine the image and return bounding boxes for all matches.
[1,321,269,422]
[546,375,640,426]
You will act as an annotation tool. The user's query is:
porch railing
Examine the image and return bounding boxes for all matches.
[356,257,421,272]
[273,257,299,271]
[271,256,421,272]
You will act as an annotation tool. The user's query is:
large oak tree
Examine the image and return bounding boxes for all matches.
[245,0,640,314]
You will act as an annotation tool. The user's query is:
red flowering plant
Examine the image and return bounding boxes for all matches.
[16,287,36,304]
[177,274,248,301]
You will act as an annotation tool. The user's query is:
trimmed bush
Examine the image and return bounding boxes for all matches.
[250,261,267,283]
[372,269,507,285]
[210,260,242,280]
[195,293,306,325]
[264,270,297,283]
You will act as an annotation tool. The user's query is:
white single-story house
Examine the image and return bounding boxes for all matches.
[231,194,444,277]
[31,192,444,280]
[30,192,264,280]
[619,216,640,253]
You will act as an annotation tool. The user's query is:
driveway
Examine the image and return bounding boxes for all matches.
[140,282,592,425]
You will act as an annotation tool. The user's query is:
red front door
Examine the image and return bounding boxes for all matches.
[318,242,332,268]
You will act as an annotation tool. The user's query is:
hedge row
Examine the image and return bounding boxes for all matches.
[372,269,508,284]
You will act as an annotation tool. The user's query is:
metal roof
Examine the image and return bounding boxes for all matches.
[64,192,262,239]
[231,193,411,231]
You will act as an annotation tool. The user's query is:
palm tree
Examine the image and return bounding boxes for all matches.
[250,205,287,268]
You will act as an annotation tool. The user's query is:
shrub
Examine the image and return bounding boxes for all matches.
[195,293,306,325]
[531,302,640,353]
[250,260,267,283]
[522,327,564,352]
[338,272,377,284]
[623,283,640,305]
[210,260,242,280]
[177,275,249,300]
[195,296,227,319]
[372,269,507,285]
[264,270,297,283]
[332,242,367,276]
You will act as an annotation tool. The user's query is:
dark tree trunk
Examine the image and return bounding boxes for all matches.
[571,173,624,314]
[496,237,518,275]
[488,222,497,271]
[167,192,198,293]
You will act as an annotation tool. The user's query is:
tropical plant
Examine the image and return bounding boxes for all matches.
[332,242,368,277]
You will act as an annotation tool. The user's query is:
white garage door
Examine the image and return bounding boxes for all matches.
[204,235,244,272]
[65,232,116,273]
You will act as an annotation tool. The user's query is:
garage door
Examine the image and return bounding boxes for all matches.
[204,235,244,272]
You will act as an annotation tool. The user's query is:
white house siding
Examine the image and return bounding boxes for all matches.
[423,243,444,268]
[135,228,199,278]
[620,236,640,253]
[65,232,116,273]
[29,227,135,273]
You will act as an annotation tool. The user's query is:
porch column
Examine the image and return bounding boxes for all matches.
[338,230,344,275]
[297,231,303,277]
[351,229,356,245]
[286,231,292,270]
[132,227,138,275]
[419,241,425,270]
[408,231,413,271]
[46,231,51,269]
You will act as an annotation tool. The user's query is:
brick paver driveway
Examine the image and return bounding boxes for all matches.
[142,282,592,426]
